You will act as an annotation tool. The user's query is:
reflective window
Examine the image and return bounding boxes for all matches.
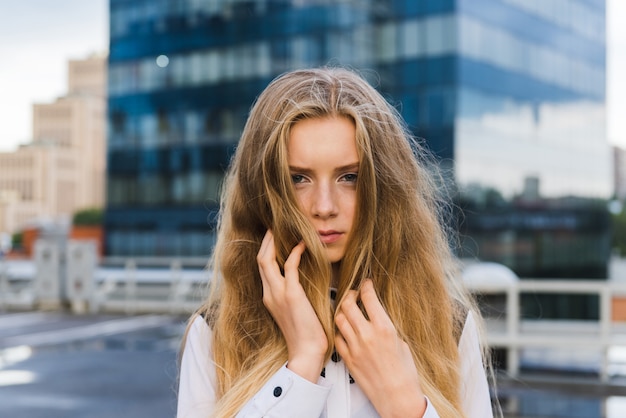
[108,15,464,98]
[171,55,189,85]
[107,229,214,256]
[458,15,604,97]
[324,31,351,65]
[138,115,155,146]
[108,176,138,206]
[424,15,456,56]
[401,20,424,59]
[257,42,272,77]
[502,0,604,42]
[425,87,455,127]
[376,23,397,63]
[107,0,611,267]
[292,36,324,68]
[455,87,611,200]
[349,25,372,66]
[185,53,200,84]
[184,112,201,143]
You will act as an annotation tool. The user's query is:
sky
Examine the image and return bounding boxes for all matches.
[0,0,109,152]
[0,0,625,152]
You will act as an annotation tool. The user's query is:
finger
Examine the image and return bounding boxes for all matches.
[334,330,351,362]
[339,290,369,331]
[284,241,306,285]
[360,279,393,327]
[257,230,280,287]
[257,235,271,287]
[257,230,275,264]
[335,310,357,346]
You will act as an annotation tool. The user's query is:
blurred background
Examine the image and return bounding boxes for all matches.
[1,0,626,417]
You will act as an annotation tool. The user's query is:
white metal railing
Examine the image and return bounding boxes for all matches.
[0,255,210,314]
[465,278,626,381]
[3,252,626,381]
[0,259,36,309]
[90,256,210,315]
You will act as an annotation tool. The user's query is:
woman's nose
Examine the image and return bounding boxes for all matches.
[312,184,338,219]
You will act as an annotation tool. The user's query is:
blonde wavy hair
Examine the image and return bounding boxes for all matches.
[187,67,485,418]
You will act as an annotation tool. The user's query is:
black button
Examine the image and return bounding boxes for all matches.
[330,289,337,300]
[349,374,355,384]
[273,386,282,397]
[331,351,340,362]
[320,367,326,378]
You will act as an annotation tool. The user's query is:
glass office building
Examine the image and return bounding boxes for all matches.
[107,0,611,280]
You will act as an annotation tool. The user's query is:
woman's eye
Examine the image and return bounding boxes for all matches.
[291,174,306,184]
[341,173,358,183]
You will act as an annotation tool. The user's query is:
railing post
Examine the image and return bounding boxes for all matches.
[600,284,611,382]
[0,260,7,310]
[169,259,183,314]
[507,281,520,378]
[124,259,137,315]
[66,241,97,314]
[34,240,62,310]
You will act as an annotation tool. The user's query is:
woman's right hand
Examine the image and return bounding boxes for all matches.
[257,230,328,382]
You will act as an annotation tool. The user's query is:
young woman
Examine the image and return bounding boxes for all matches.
[177,67,494,418]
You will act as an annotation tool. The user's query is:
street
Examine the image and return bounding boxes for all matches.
[0,311,186,418]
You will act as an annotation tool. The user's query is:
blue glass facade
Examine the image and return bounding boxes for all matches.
[106,0,611,280]
[453,0,611,279]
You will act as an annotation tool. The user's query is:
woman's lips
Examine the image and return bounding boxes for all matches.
[318,231,342,244]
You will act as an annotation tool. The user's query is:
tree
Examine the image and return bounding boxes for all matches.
[72,208,103,226]
[11,231,23,249]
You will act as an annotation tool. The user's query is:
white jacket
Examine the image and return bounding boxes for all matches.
[177,311,493,418]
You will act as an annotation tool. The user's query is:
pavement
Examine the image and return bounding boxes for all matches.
[0,311,187,418]
[496,374,626,418]
[1,310,626,418]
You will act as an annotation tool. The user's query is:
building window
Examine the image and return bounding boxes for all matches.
[376,23,397,63]
[111,110,126,135]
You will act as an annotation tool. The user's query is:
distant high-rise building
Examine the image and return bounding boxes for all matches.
[107,0,610,279]
[614,145,626,201]
[68,55,107,98]
[0,53,107,236]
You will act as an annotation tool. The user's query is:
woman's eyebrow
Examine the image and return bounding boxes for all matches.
[288,162,359,173]
[336,162,359,172]
[288,165,313,173]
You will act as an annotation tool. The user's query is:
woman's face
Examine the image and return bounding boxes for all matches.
[287,116,358,264]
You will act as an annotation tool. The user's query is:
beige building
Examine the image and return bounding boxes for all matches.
[0,53,106,236]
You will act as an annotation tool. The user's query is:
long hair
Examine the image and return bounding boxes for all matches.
[189,67,483,417]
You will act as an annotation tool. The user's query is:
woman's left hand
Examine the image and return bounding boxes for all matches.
[334,279,427,418]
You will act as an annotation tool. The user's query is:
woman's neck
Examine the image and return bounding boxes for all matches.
[331,262,340,288]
